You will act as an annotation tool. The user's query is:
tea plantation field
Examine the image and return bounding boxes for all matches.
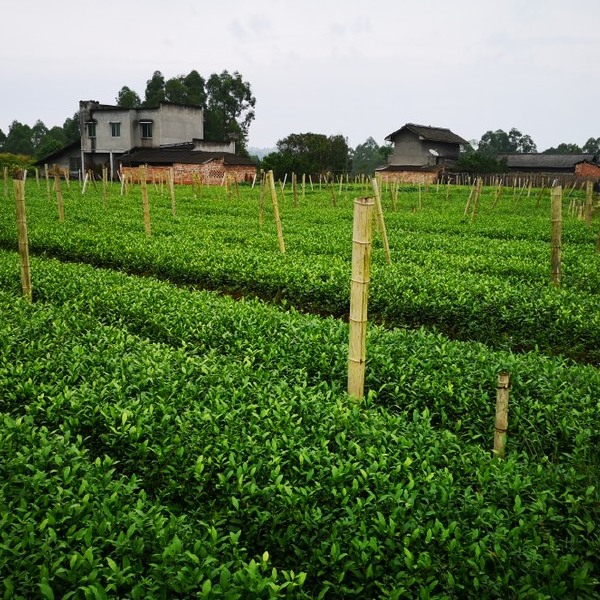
[0,180,599,598]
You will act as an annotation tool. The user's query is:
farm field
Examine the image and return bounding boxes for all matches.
[1,178,599,598]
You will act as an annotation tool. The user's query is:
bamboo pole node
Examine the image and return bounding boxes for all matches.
[493,372,510,459]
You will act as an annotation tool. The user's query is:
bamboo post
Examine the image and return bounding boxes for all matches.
[328,176,337,207]
[493,372,510,458]
[234,175,241,202]
[140,166,151,236]
[292,172,298,207]
[371,178,391,264]
[267,170,285,253]
[550,185,562,286]
[259,172,265,226]
[13,175,32,301]
[82,171,89,195]
[168,167,176,217]
[471,178,482,221]
[53,165,64,222]
[309,174,314,191]
[44,164,51,202]
[102,166,108,208]
[585,181,593,226]
[301,173,306,201]
[348,197,374,401]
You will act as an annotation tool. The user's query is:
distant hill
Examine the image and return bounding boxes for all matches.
[248,146,276,159]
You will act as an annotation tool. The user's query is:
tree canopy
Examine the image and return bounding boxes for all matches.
[351,137,391,176]
[261,132,350,179]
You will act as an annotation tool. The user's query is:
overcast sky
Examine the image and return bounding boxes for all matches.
[2,0,599,152]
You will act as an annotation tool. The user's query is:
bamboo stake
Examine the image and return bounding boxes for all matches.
[13,176,32,301]
[371,178,391,264]
[267,170,285,253]
[102,167,108,208]
[140,166,151,236]
[471,178,482,221]
[585,181,593,226]
[348,197,374,401]
[550,185,562,286]
[259,172,265,226]
[292,172,298,207]
[493,372,510,459]
[309,174,313,191]
[301,173,306,201]
[168,167,176,217]
[53,165,64,222]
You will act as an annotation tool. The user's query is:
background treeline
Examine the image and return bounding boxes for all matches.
[2,66,600,177]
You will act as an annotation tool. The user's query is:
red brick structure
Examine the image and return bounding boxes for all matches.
[376,165,440,184]
[575,161,600,179]
[120,146,256,185]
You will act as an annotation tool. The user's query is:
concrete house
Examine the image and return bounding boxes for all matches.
[37,99,256,184]
[377,123,468,183]
[79,100,204,177]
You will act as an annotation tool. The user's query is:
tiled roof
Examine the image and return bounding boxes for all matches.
[385,123,467,145]
[120,147,256,166]
[500,153,598,169]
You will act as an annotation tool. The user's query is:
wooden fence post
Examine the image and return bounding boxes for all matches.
[493,372,510,458]
[348,197,374,400]
[550,185,562,286]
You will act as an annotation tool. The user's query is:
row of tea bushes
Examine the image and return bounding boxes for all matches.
[0,280,598,597]
[1,185,599,363]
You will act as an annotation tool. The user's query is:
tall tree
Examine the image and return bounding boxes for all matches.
[351,137,391,176]
[262,132,351,179]
[542,143,583,154]
[478,128,537,156]
[0,128,6,151]
[116,86,142,108]
[62,112,80,143]
[3,121,34,155]
[182,70,206,106]
[582,137,600,154]
[143,71,166,107]
[204,70,255,150]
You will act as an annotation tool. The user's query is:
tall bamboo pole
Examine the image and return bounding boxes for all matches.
[168,167,176,217]
[348,197,374,400]
[140,166,151,236]
[371,178,391,264]
[13,176,32,301]
[471,178,482,221]
[493,372,510,458]
[53,164,64,222]
[267,170,285,253]
[301,173,306,201]
[292,172,298,207]
[259,172,265,226]
[102,166,108,208]
[585,180,593,226]
[550,185,562,286]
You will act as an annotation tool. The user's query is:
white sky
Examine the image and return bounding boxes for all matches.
[1,0,599,151]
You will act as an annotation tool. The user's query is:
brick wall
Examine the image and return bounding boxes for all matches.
[122,160,256,185]
[575,162,600,179]
[377,171,438,185]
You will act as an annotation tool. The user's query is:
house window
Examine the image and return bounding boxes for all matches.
[86,121,96,138]
[140,121,153,139]
[110,122,121,137]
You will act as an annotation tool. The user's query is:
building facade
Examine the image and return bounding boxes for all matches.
[78,100,204,177]
[376,123,467,183]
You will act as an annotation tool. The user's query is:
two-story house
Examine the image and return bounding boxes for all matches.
[377,123,467,183]
[37,100,256,184]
